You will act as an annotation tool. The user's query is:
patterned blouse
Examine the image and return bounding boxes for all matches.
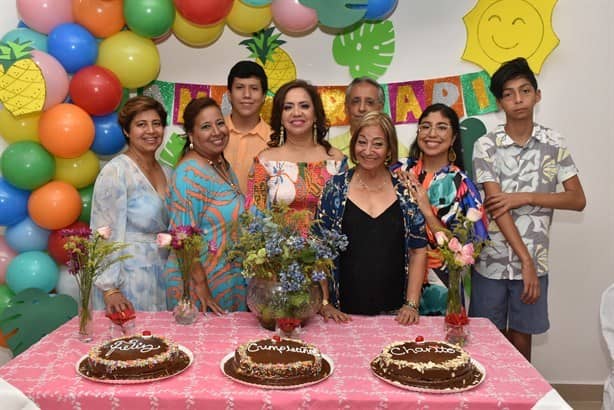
[314,167,428,307]
[246,156,348,217]
[394,157,488,286]
[164,159,247,312]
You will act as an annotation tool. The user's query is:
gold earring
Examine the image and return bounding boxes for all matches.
[279,126,285,146]
[448,147,456,163]
[385,153,392,166]
[313,123,318,145]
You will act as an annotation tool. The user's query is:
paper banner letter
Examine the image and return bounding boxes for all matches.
[138,80,176,126]
[462,0,560,74]
[461,72,497,116]
[318,86,348,126]
[159,132,187,169]
[424,76,464,119]
[173,83,210,124]
[388,81,425,124]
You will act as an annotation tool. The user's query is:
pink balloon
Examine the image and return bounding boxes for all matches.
[271,0,318,34]
[0,237,18,285]
[17,0,73,35]
[31,51,70,110]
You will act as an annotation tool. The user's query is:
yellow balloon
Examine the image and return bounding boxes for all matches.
[0,108,40,143]
[173,12,224,47]
[226,0,272,35]
[53,151,100,189]
[97,31,160,89]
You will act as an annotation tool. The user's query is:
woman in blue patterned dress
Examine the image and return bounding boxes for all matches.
[91,96,171,312]
[164,97,246,314]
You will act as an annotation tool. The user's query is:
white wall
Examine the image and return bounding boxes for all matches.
[1,0,611,384]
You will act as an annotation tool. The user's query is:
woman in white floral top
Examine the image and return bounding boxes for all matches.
[246,79,347,219]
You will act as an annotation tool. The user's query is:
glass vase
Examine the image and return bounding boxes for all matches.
[246,278,322,331]
[78,290,94,343]
[444,266,470,346]
[173,277,198,325]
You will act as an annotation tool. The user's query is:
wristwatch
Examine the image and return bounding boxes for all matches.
[321,299,329,307]
[404,300,419,311]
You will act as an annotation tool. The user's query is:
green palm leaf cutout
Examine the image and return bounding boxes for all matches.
[332,21,395,79]
[0,288,77,356]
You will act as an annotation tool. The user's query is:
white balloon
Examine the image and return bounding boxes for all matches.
[55,266,80,304]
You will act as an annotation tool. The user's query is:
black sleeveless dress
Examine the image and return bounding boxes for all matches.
[338,198,405,315]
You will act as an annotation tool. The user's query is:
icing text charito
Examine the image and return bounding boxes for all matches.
[390,344,456,356]
[104,338,161,358]
[247,343,318,356]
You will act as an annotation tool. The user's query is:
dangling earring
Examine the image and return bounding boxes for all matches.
[189,141,194,150]
[279,126,285,146]
[313,122,318,145]
[448,147,456,163]
[385,153,392,166]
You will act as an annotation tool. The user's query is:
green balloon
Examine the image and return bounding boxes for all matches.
[0,141,55,190]
[78,184,94,224]
[124,0,175,38]
[0,285,15,316]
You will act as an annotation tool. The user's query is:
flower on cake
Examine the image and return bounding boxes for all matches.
[62,226,130,338]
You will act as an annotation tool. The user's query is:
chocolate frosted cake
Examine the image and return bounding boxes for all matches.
[371,340,482,390]
[79,333,190,381]
[224,337,331,387]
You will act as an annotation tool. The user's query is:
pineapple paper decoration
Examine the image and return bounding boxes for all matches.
[240,28,296,94]
[0,40,46,116]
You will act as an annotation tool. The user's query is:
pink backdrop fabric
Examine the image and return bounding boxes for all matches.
[0,312,553,409]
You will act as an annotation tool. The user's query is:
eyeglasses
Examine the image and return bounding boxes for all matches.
[418,123,451,135]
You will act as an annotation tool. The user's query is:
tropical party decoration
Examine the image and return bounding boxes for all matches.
[432,208,488,346]
[229,205,348,334]
[240,28,297,94]
[332,20,395,79]
[62,226,130,342]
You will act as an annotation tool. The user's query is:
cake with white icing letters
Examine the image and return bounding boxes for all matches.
[370,340,482,389]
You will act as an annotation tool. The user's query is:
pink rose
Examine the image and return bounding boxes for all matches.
[435,231,448,246]
[156,233,172,247]
[448,237,462,253]
[466,208,482,222]
[455,243,475,266]
[96,226,112,240]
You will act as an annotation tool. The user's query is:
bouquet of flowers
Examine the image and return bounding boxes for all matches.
[432,208,488,345]
[157,225,204,324]
[229,205,348,332]
[62,226,130,341]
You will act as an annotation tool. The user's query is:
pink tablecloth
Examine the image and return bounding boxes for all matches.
[0,312,553,409]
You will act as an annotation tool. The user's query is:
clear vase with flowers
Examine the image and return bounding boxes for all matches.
[432,208,488,346]
[157,226,204,325]
[229,205,348,337]
[62,226,130,342]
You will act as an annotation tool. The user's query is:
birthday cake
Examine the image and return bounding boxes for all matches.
[78,332,190,381]
[370,339,482,390]
[223,337,330,386]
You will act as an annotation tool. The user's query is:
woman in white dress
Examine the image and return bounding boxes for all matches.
[91,96,171,312]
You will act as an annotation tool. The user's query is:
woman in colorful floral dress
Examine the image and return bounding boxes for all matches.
[165,97,246,314]
[246,79,347,219]
[394,103,487,291]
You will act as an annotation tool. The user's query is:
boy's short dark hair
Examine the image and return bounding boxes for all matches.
[489,57,538,99]
[227,60,268,92]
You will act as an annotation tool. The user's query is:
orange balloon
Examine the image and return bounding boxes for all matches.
[72,0,125,38]
[28,181,82,230]
[39,103,95,159]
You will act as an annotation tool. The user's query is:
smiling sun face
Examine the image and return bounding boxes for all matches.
[462,0,559,74]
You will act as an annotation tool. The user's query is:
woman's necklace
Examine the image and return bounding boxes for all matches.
[355,170,389,192]
[205,157,242,195]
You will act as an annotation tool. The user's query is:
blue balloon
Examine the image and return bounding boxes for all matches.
[5,217,51,253]
[1,28,48,52]
[0,178,30,226]
[47,23,98,74]
[364,0,398,21]
[91,113,126,156]
[6,251,59,293]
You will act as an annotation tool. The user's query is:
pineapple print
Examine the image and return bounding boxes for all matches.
[240,28,296,95]
[0,40,45,116]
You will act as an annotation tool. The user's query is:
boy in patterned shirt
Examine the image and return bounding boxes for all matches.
[470,57,586,361]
